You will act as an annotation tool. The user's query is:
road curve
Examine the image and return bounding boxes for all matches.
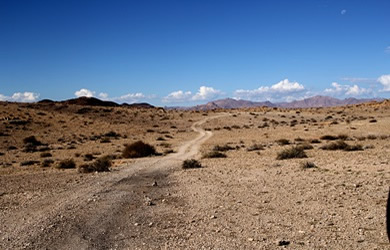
[0,114,226,249]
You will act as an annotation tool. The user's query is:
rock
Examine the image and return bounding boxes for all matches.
[152,181,158,187]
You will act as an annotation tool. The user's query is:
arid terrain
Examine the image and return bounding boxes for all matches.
[1,99,390,249]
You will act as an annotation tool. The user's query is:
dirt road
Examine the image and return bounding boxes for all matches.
[0,115,224,249]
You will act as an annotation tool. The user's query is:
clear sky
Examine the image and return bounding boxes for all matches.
[1,0,389,106]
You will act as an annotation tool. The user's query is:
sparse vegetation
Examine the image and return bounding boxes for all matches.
[213,144,235,152]
[203,151,227,158]
[56,159,76,169]
[321,140,363,151]
[276,146,307,160]
[78,155,112,173]
[122,141,157,158]
[247,143,265,151]
[320,135,338,140]
[276,139,290,145]
[300,161,317,169]
[182,159,202,169]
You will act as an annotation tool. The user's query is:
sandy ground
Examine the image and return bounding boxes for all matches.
[1,101,390,249]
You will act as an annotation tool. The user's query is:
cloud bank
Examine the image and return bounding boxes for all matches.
[324,82,371,96]
[162,86,222,103]
[74,88,148,104]
[234,79,305,102]
[0,92,40,102]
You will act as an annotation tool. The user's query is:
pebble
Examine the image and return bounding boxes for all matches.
[278,240,290,246]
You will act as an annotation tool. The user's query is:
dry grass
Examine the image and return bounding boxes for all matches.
[276,146,307,160]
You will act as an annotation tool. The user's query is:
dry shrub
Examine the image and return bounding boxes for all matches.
[247,144,265,151]
[276,146,307,160]
[78,155,112,173]
[300,161,317,169]
[320,135,338,140]
[213,144,235,152]
[42,159,54,167]
[321,140,363,151]
[203,151,227,158]
[23,136,42,146]
[182,159,202,169]
[40,152,52,158]
[56,159,76,169]
[122,141,157,158]
[276,139,290,145]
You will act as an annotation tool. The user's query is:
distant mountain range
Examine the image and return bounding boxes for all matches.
[34,95,385,110]
[38,97,155,109]
[173,95,384,110]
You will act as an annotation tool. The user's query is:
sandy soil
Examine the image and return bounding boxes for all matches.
[1,101,390,249]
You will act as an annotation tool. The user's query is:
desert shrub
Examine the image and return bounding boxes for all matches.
[40,152,52,158]
[297,143,314,150]
[369,119,377,123]
[247,144,265,151]
[344,144,363,151]
[321,140,348,150]
[294,137,305,142]
[320,135,338,140]
[122,141,157,158]
[42,159,54,167]
[300,161,317,169]
[337,134,349,140]
[367,134,377,140]
[182,159,202,169]
[276,146,307,160]
[100,137,111,143]
[321,141,363,151]
[203,151,227,158]
[309,139,321,144]
[276,139,290,145]
[213,144,235,152]
[56,159,76,169]
[20,160,40,166]
[84,153,95,161]
[78,155,112,173]
[104,131,120,137]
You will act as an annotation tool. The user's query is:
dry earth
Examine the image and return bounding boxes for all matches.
[1,100,390,249]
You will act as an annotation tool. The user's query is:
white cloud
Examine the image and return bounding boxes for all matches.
[162,90,192,103]
[341,9,347,15]
[75,88,95,97]
[324,82,370,96]
[385,46,390,54]
[0,92,40,102]
[378,74,390,91]
[192,86,222,101]
[98,92,108,99]
[234,79,305,101]
[162,86,222,103]
[113,93,146,103]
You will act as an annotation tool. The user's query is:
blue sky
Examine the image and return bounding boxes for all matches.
[1,0,389,106]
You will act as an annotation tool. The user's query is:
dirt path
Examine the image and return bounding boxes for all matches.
[0,114,226,250]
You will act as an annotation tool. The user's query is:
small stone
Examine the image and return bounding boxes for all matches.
[247,238,254,242]
[148,222,153,227]
[152,181,158,187]
[210,215,217,219]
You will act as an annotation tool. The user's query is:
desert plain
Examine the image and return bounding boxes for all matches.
[1,99,390,249]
